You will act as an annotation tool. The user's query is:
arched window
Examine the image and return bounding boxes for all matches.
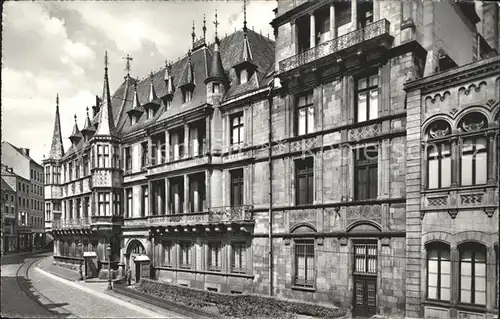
[426,120,452,189]
[459,242,487,305]
[459,113,488,186]
[426,242,451,301]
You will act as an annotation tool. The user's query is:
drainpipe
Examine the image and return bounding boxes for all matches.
[267,84,274,297]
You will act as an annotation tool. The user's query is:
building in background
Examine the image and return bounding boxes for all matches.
[45,1,499,318]
[1,172,17,254]
[1,142,46,250]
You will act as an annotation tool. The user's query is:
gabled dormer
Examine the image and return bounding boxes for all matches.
[232,1,258,85]
[143,72,161,119]
[179,50,195,103]
[69,115,82,145]
[81,107,95,142]
[163,62,175,109]
[127,80,143,125]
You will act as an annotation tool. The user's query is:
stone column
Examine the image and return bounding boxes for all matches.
[184,124,190,158]
[205,170,210,210]
[450,137,459,187]
[165,178,170,215]
[192,126,199,157]
[450,246,459,305]
[330,4,336,40]
[205,116,211,153]
[148,136,153,166]
[310,12,316,48]
[291,19,297,55]
[184,175,189,213]
[165,130,170,163]
[148,181,153,217]
[351,0,357,31]
[192,178,199,212]
[487,131,496,183]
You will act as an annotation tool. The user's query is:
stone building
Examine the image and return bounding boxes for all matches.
[1,170,17,254]
[45,0,499,318]
[1,141,45,250]
[404,55,499,319]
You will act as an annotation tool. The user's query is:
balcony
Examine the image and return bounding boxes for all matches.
[278,19,392,75]
[52,216,91,230]
[148,141,210,176]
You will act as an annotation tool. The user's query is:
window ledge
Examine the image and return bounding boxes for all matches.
[422,183,496,194]
[291,285,316,292]
[155,266,254,279]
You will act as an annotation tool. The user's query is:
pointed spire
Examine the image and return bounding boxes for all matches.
[191,20,196,48]
[47,93,64,160]
[122,53,133,79]
[213,9,219,40]
[69,114,82,144]
[205,19,226,84]
[148,71,158,102]
[243,0,248,33]
[203,14,207,42]
[95,51,116,136]
[82,107,93,131]
[132,80,141,110]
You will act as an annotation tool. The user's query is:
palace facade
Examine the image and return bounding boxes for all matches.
[45,1,499,318]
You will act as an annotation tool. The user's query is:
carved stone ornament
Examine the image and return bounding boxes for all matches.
[448,210,458,219]
[484,208,495,217]
[461,114,485,132]
[283,237,291,246]
[316,237,324,246]
[339,237,348,246]
[428,121,450,139]
[381,237,390,246]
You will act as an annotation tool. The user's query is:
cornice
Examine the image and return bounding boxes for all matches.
[404,55,500,93]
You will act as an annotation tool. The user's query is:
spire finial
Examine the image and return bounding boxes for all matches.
[86,106,89,116]
[122,53,133,77]
[104,51,109,70]
[191,20,196,47]
[74,114,77,123]
[243,0,247,33]
[150,71,154,81]
[56,93,59,108]
[203,14,207,41]
[213,10,219,39]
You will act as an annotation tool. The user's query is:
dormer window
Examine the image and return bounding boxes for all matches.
[240,69,248,84]
[212,83,220,94]
[183,88,193,103]
[166,99,172,110]
[147,108,155,119]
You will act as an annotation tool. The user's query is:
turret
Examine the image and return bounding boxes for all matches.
[232,0,257,85]
[205,10,227,103]
[179,50,196,103]
[81,107,96,141]
[127,80,143,125]
[94,51,116,137]
[69,115,82,145]
[47,94,65,160]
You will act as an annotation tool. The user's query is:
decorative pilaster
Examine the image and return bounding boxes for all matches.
[184,175,189,213]
[205,169,210,210]
[184,124,190,159]
[450,137,459,187]
[309,12,316,48]
[165,178,170,215]
[450,246,459,305]
[351,0,357,31]
[487,131,496,183]
[165,130,170,163]
[330,4,336,40]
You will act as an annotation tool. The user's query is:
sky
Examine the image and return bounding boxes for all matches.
[1,0,276,164]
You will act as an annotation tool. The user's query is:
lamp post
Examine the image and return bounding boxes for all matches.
[106,244,112,290]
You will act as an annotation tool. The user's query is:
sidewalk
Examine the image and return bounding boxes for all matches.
[37,255,81,282]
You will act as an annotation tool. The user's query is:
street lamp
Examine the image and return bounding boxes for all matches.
[106,244,112,290]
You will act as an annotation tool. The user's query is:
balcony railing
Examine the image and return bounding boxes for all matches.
[278,19,391,74]
[53,216,92,229]
[147,205,254,226]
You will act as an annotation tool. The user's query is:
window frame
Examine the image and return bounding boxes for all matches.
[295,90,314,136]
[293,239,315,288]
[355,71,379,123]
[230,113,245,146]
[427,143,452,189]
[141,185,149,217]
[426,242,451,302]
[207,241,222,272]
[231,241,247,274]
[460,136,488,186]
[230,169,244,207]
[179,241,192,269]
[459,243,487,306]
[354,146,378,201]
[295,157,314,205]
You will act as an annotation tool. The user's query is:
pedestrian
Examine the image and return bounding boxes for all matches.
[127,266,132,286]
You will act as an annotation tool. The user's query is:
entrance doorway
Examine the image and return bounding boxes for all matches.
[352,242,377,317]
[125,240,146,284]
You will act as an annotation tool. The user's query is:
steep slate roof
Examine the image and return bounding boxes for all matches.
[1,177,15,193]
[59,28,274,158]
[47,95,65,160]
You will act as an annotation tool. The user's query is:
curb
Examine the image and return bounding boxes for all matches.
[113,284,216,319]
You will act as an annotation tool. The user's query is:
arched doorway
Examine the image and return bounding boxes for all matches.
[125,239,146,284]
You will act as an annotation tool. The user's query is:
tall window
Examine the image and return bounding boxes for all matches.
[68,162,73,181]
[126,188,133,218]
[141,185,149,217]
[461,137,487,186]
[428,144,451,189]
[296,91,314,136]
[212,83,220,93]
[141,142,148,168]
[83,156,89,176]
[103,145,110,167]
[231,113,244,146]
[356,73,379,123]
[207,242,222,272]
[98,192,110,216]
[125,147,132,172]
[355,147,378,200]
[231,242,246,273]
[294,240,315,287]
[45,166,50,184]
[459,243,486,305]
[427,243,451,301]
[354,243,377,274]
[230,169,244,206]
[45,203,51,221]
[113,192,121,216]
[85,198,90,217]
[295,158,314,205]
[97,145,103,167]
[164,241,174,267]
[75,161,80,179]
[179,241,192,269]
[183,89,193,103]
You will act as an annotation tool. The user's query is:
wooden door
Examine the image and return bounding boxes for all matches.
[352,242,377,318]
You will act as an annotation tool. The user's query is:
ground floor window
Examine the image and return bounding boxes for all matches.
[231,242,247,274]
[207,242,222,272]
[164,241,174,268]
[179,241,192,269]
[294,240,315,287]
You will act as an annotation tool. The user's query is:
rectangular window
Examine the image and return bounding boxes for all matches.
[125,147,132,172]
[141,185,149,217]
[428,144,451,189]
[164,241,174,267]
[355,147,378,200]
[231,242,247,273]
[427,243,451,301]
[295,158,314,205]
[356,73,379,123]
[113,192,121,216]
[183,89,192,103]
[141,142,149,168]
[461,137,487,186]
[45,166,50,184]
[179,241,192,269]
[212,83,220,94]
[460,244,487,305]
[98,192,110,216]
[294,240,315,287]
[296,91,314,136]
[354,243,377,274]
[103,145,110,168]
[126,188,133,218]
[207,242,222,272]
[230,169,244,206]
[230,113,244,146]
[97,145,103,168]
[68,162,73,181]
[83,156,89,176]
[75,161,80,179]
